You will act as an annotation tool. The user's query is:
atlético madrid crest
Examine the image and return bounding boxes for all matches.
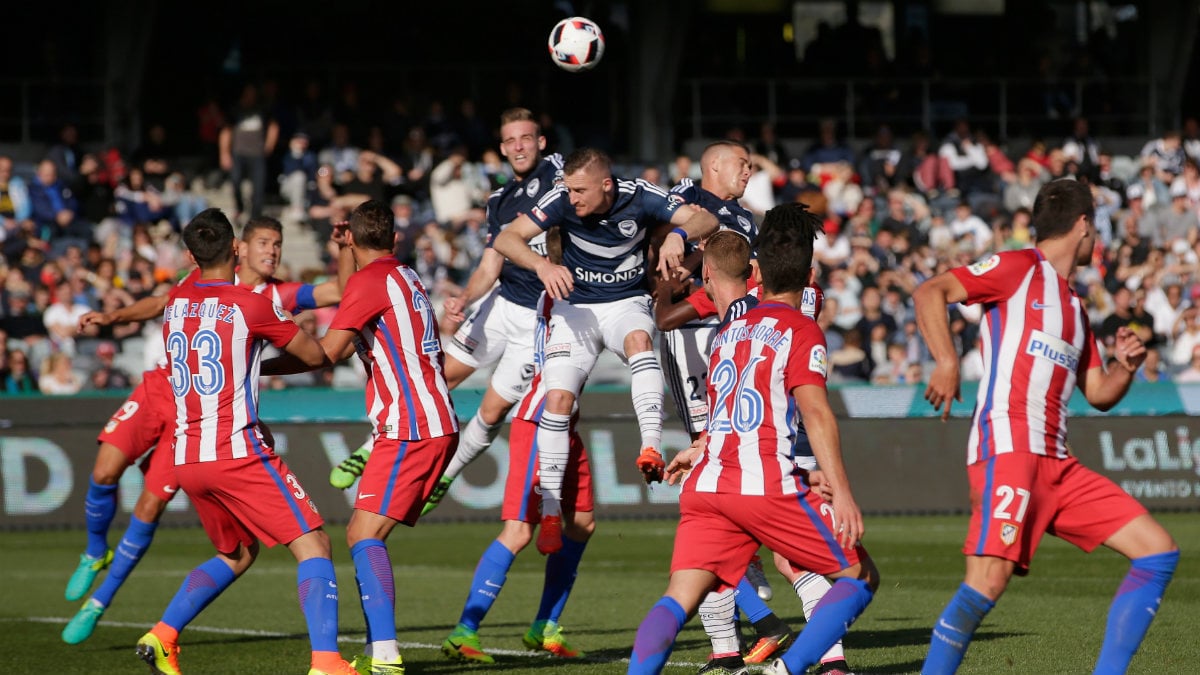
[1000,523,1018,546]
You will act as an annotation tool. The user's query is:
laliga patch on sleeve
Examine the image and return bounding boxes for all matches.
[808,344,828,377]
[967,254,1001,276]
[273,305,289,321]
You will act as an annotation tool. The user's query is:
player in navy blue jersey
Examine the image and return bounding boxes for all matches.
[329,109,568,502]
[494,147,719,554]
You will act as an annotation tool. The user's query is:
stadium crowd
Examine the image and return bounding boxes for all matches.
[4,85,1200,394]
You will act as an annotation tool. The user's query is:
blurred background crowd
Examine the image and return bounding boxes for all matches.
[4,85,1200,394]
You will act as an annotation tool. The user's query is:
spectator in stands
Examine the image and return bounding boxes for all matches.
[1176,345,1200,382]
[478,148,512,192]
[319,122,361,181]
[3,347,36,393]
[114,167,169,227]
[948,201,993,257]
[1137,346,1168,383]
[859,123,903,196]
[397,126,434,200]
[829,326,871,383]
[47,123,83,190]
[1099,286,1154,350]
[87,340,131,390]
[1141,129,1187,183]
[130,123,175,190]
[754,121,791,169]
[938,119,990,210]
[161,171,208,228]
[279,132,318,223]
[740,153,782,220]
[219,83,279,221]
[871,341,909,384]
[800,117,856,173]
[296,79,335,149]
[1061,116,1101,181]
[38,352,81,395]
[341,150,403,205]
[1003,158,1048,214]
[28,159,90,246]
[1096,152,1128,205]
[0,156,32,260]
[391,194,420,265]
[43,280,90,355]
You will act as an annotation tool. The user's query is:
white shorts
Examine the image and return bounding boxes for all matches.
[443,288,538,403]
[660,317,720,435]
[543,294,657,394]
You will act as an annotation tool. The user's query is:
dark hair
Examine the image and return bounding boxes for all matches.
[1032,179,1094,242]
[348,199,395,251]
[703,230,751,280]
[242,216,283,241]
[563,147,611,177]
[182,208,235,267]
[755,202,824,294]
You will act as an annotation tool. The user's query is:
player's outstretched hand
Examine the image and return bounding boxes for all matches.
[665,443,703,485]
[637,447,666,484]
[77,311,111,334]
[924,360,962,421]
[443,295,468,325]
[806,469,834,503]
[1113,325,1147,372]
[537,263,574,300]
[831,492,864,549]
[657,232,687,279]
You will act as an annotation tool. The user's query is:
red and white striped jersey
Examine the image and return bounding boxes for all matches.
[950,249,1101,464]
[329,256,457,440]
[163,279,299,465]
[685,301,828,496]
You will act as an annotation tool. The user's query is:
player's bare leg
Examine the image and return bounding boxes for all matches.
[423,384,515,515]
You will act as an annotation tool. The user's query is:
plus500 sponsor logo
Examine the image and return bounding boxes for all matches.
[1025,329,1081,371]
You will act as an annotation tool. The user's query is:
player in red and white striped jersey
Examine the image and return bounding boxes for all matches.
[137,209,357,675]
[629,204,878,675]
[264,200,457,673]
[916,179,1178,674]
[64,218,351,647]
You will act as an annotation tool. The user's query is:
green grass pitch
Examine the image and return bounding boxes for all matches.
[2,514,1196,674]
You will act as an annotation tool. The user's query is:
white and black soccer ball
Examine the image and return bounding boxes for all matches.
[547,16,605,72]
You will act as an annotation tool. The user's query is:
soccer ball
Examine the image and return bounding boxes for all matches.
[548,16,605,72]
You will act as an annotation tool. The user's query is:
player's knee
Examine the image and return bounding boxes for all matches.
[564,512,595,540]
[544,388,575,414]
[498,522,534,551]
[624,330,653,355]
[131,492,169,522]
[92,444,130,484]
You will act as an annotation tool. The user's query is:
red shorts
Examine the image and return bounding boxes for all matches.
[136,444,180,502]
[176,453,323,554]
[672,490,864,590]
[965,453,1147,573]
[501,418,594,523]
[97,368,174,463]
[356,434,457,526]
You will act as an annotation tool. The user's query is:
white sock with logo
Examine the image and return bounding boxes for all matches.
[629,351,664,451]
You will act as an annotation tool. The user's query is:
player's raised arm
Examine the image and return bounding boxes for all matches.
[657,204,718,277]
[1079,325,1144,411]
[913,271,969,420]
[444,248,505,324]
[493,214,573,300]
[77,293,170,333]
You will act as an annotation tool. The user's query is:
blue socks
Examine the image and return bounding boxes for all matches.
[83,479,118,558]
[628,596,688,674]
[780,578,874,674]
[297,557,340,653]
[537,536,587,623]
[351,539,395,643]
[459,539,516,631]
[160,557,237,631]
[922,583,995,675]
[1093,550,1178,675]
[92,516,158,606]
[734,576,774,623]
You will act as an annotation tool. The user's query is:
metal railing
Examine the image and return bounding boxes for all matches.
[683,75,1163,141]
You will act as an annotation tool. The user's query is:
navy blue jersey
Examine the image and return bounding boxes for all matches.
[486,153,565,309]
[717,292,813,462]
[670,179,757,246]
[530,177,682,303]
